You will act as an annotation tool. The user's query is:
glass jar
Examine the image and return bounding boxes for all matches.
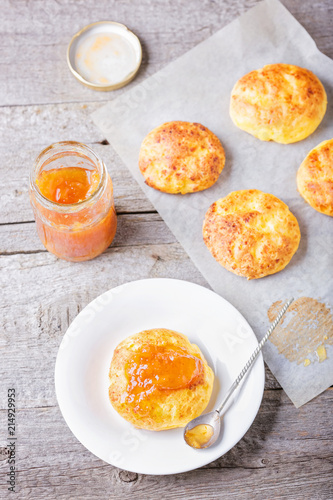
[29,141,117,262]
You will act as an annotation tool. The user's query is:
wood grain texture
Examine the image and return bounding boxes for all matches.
[1,0,332,107]
[0,102,156,223]
[1,0,333,498]
[0,391,332,499]
[0,214,174,254]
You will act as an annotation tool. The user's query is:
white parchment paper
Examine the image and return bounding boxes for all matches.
[92,0,333,407]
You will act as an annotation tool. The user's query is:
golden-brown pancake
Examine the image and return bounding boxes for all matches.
[230,64,327,144]
[203,189,301,279]
[109,328,214,431]
[139,121,225,194]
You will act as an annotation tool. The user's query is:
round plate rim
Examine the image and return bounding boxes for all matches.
[55,278,265,475]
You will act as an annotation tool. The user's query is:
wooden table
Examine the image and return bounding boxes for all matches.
[1,1,332,498]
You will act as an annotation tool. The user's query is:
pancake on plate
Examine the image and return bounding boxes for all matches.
[230,64,327,144]
[109,328,214,431]
[203,189,301,280]
[139,121,225,194]
[297,138,333,216]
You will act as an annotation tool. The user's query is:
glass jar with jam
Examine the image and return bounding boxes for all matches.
[29,141,117,262]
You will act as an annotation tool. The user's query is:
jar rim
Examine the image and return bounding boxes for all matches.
[30,141,107,213]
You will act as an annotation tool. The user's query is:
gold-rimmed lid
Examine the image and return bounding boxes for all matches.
[67,21,142,91]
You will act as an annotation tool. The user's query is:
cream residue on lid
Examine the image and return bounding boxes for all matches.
[75,32,138,85]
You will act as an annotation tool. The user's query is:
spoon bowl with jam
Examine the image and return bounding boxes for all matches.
[184,299,294,449]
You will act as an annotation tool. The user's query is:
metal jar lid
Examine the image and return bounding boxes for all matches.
[67,21,142,91]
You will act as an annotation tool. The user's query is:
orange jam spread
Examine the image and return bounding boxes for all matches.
[36,167,100,204]
[124,344,203,410]
[32,162,117,262]
[185,424,214,448]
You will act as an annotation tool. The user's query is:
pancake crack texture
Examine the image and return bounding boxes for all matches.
[230,64,327,144]
[203,189,301,280]
[139,121,225,194]
[297,138,333,216]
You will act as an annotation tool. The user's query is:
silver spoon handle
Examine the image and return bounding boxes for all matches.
[217,298,294,415]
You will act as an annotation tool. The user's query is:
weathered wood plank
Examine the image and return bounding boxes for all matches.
[0,390,332,499]
[0,102,157,223]
[0,0,253,106]
[0,214,174,254]
[0,243,208,408]
[1,0,332,107]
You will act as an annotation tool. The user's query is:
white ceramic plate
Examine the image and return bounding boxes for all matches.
[55,278,264,475]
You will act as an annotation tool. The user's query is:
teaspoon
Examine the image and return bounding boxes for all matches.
[184,298,294,449]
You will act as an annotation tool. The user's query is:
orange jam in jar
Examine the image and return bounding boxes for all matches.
[29,141,117,262]
[124,344,203,412]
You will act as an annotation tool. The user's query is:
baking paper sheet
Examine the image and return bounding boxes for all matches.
[92,0,333,407]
